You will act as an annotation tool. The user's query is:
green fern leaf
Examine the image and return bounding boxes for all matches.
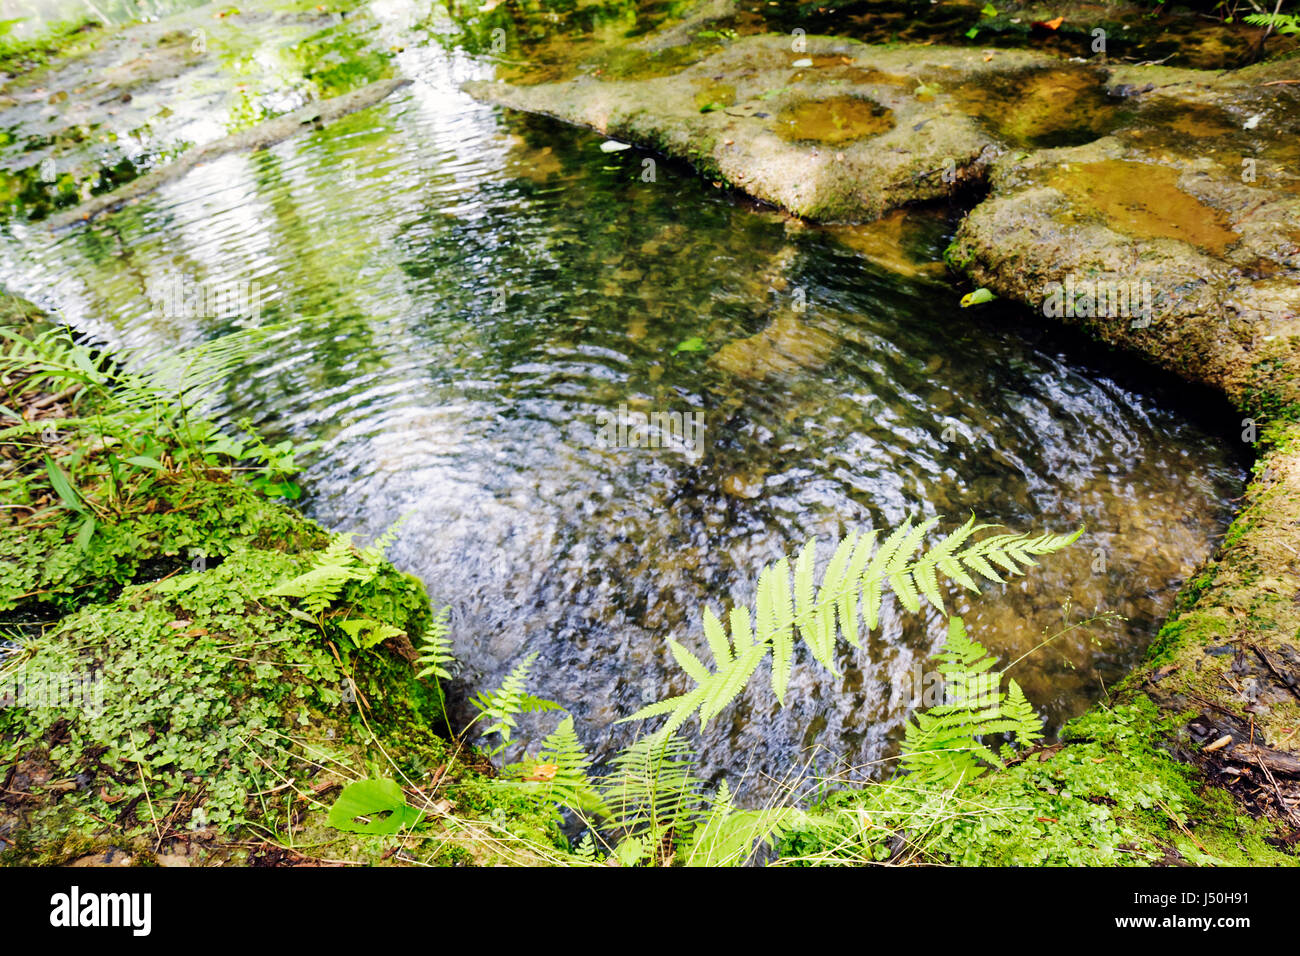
[670,639,713,685]
[763,560,794,705]
[900,617,1045,787]
[699,642,767,724]
[415,607,455,680]
[703,608,732,667]
[627,517,1077,736]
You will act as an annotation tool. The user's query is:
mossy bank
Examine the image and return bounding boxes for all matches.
[0,302,563,866]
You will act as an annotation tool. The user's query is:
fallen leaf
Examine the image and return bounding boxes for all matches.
[960,288,996,307]
[1033,16,1064,30]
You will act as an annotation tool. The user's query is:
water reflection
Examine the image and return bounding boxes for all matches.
[0,9,1245,799]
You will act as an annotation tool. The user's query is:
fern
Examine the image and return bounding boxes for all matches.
[415,607,455,681]
[680,781,820,866]
[0,325,305,516]
[109,326,279,419]
[469,653,563,754]
[504,716,609,818]
[337,617,404,650]
[0,326,107,397]
[266,533,377,617]
[1244,11,1300,34]
[360,512,410,564]
[899,616,1044,787]
[572,832,600,863]
[599,731,704,857]
[624,516,1080,735]
[0,324,275,421]
[0,415,114,442]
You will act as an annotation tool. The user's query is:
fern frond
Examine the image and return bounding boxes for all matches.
[1244,12,1300,34]
[622,516,1079,732]
[361,511,412,564]
[0,416,109,442]
[470,653,561,754]
[504,716,609,818]
[266,533,374,616]
[415,607,455,681]
[110,326,279,416]
[337,616,404,650]
[669,639,712,685]
[600,731,704,848]
[682,800,812,867]
[1001,678,1044,749]
[0,327,107,396]
[899,616,1045,787]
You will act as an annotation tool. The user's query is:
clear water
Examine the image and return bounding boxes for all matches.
[0,1,1245,797]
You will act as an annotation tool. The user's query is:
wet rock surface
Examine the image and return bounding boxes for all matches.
[950,56,1300,406]
[466,35,1075,220]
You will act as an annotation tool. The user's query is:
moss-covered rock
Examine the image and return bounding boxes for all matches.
[0,315,566,866]
[466,35,1072,221]
[792,698,1296,866]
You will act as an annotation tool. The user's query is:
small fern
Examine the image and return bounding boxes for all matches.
[0,324,275,420]
[468,653,563,754]
[899,616,1044,787]
[415,607,455,681]
[266,533,378,617]
[1243,11,1300,34]
[624,516,1080,735]
[680,780,821,866]
[336,617,405,650]
[0,326,107,396]
[599,731,704,859]
[505,716,609,818]
[572,832,601,863]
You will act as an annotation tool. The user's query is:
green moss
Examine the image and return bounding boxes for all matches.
[0,322,565,865]
[1242,355,1300,425]
[1,470,566,864]
[794,699,1296,866]
[0,17,102,78]
[0,477,325,613]
[943,236,974,271]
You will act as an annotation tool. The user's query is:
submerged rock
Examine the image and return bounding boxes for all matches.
[709,311,837,380]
